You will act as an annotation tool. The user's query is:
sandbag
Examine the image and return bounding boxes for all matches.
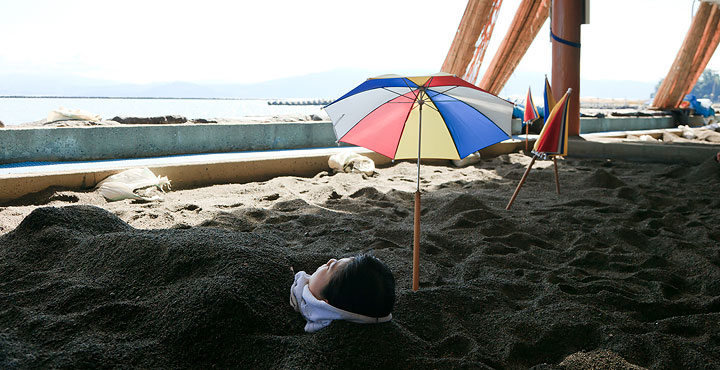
[328,152,375,175]
[48,107,102,122]
[96,167,171,202]
[452,152,481,167]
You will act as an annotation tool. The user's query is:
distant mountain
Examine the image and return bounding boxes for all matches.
[0,70,658,100]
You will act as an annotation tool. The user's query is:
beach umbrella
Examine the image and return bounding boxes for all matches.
[523,86,540,151]
[324,72,514,291]
[506,88,572,210]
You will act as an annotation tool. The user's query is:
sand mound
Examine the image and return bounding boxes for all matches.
[1,155,719,369]
[559,350,647,370]
[582,169,627,189]
[683,156,720,183]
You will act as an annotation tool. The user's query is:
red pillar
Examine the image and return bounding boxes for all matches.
[551,0,583,136]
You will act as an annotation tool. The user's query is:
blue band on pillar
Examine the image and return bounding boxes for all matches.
[550,30,581,48]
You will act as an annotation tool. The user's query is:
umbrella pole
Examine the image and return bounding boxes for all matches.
[413,96,423,292]
[553,156,560,194]
[506,155,537,210]
[413,190,420,291]
[525,122,529,152]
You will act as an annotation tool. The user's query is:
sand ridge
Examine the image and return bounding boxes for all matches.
[1,153,719,369]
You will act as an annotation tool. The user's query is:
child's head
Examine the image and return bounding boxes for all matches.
[308,253,395,318]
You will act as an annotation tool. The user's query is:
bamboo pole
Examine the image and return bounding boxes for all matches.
[479,0,549,94]
[685,4,720,96]
[653,2,712,108]
[506,156,537,210]
[666,3,712,107]
[442,0,494,76]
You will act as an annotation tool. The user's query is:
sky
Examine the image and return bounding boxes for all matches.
[1,0,719,87]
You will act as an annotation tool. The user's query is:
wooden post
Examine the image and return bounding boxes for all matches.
[551,0,582,136]
[413,190,421,291]
[506,156,537,210]
[553,156,560,194]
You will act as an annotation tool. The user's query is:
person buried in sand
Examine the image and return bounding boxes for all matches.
[290,251,396,333]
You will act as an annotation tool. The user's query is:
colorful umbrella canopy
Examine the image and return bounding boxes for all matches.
[325,73,514,162]
[533,88,571,158]
[506,88,572,210]
[523,86,540,124]
[324,73,514,291]
[523,86,540,151]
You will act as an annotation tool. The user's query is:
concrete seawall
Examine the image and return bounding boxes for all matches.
[0,122,340,164]
[2,115,714,204]
[1,116,700,164]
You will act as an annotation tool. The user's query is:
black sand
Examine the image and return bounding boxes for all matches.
[1,155,720,369]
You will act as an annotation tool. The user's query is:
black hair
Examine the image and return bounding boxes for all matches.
[322,253,396,318]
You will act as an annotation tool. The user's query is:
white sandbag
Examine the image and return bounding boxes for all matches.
[48,107,102,123]
[328,152,375,175]
[678,125,696,140]
[452,152,481,167]
[638,135,657,142]
[96,167,171,202]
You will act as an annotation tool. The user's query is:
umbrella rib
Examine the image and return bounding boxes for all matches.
[381,87,416,101]
[420,102,439,112]
[401,78,421,102]
[429,86,460,97]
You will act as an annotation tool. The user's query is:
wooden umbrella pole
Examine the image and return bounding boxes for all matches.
[525,122,529,152]
[413,93,423,292]
[506,155,537,210]
[553,156,560,194]
[413,190,420,291]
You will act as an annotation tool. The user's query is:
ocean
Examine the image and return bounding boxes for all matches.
[0,97,327,126]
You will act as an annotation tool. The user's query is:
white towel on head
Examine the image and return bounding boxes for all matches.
[289,271,392,333]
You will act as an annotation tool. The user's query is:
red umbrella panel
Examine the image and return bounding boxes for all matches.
[523,86,540,123]
[523,86,540,151]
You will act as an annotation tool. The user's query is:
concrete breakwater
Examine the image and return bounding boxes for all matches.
[0,115,703,165]
[0,121,341,164]
[267,99,334,106]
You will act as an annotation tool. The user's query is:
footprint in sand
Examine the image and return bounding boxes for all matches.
[198,211,256,231]
[349,187,384,200]
[433,334,474,359]
[262,193,280,201]
[271,199,309,212]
